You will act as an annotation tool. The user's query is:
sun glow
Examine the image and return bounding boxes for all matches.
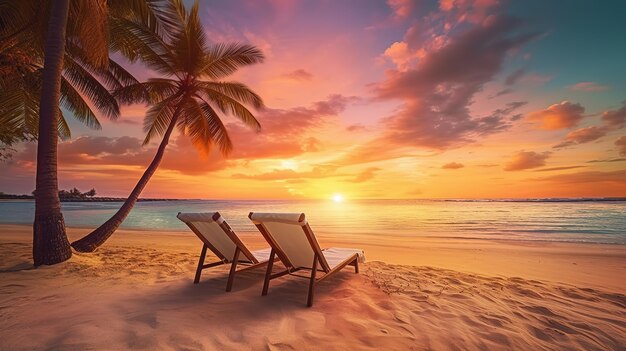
[332,193,344,203]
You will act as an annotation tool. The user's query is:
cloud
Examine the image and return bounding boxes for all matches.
[438,0,499,24]
[526,101,586,130]
[231,166,337,181]
[490,101,528,120]
[372,14,538,149]
[489,88,512,99]
[441,162,464,169]
[226,94,358,159]
[601,102,626,130]
[532,166,586,172]
[280,69,313,81]
[553,126,608,148]
[587,158,626,163]
[15,135,229,176]
[504,67,525,85]
[504,151,551,171]
[383,41,418,71]
[533,170,626,186]
[551,102,625,149]
[349,167,381,182]
[346,124,368,132]
[616,136,626,156]
[387,0,418,20]
[569,82,609,92]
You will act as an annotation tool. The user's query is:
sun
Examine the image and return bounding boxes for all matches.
[332,193,344,203]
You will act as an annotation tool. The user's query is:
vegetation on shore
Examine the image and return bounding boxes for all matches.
[0,190,181,202]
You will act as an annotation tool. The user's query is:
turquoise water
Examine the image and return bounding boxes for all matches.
[0,199,625,244]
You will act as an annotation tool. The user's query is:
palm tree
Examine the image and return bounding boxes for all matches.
[0,0,171,265]
[70,0,265,252]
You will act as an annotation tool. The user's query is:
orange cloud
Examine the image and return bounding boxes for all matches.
[554,126,608,148]
[527,101,585,130]
[533,170,626,185]
[349,167,381,182]
[504,151,551,171]
[601,102,626,130]
[442,162,464,169]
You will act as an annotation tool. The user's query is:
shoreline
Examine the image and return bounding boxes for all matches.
[2,223,625,292]
[1,222,624,246]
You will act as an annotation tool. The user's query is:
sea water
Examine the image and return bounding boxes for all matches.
[0,199,624,244]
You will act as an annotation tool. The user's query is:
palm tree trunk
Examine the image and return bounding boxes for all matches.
[33,0,71,266]
[70,110,181,252]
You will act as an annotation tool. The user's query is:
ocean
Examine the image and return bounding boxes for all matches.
[0,199,625,244]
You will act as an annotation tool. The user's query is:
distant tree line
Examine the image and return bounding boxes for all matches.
[58,187,97,199]
[27,187,97,199]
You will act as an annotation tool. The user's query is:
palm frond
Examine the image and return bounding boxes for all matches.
[199,81,264,109]
[196,88,261,131]
[169,0,207,75]
[68,0,109,69]
[60,77,101,130]
[198,99,233,155]
[142,93,181,145]
[58,110,71,140]
[108,16,174,75]
[62,57,120,119]
[200,43,265,80]
[113,78,178,105]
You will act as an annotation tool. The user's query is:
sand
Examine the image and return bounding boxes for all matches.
[0,224,625,350]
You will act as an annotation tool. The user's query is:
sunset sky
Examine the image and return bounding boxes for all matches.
[2,0,626,199]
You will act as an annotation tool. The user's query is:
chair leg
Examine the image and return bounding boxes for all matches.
[262,249,275,296]
[226,247,241,292]
[307,253,318,307]
[354,258,359,274]
[194,244,208,284]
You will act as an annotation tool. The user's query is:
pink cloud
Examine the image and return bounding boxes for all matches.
[225,94,358,159]
[388,0,417,19]
[504,151,551,171]
[569,82,609,92]
[601,102,626,130]
[372,14,537,149]
[553,126,608,148]
[526,101,586,130]
[280,69,313,81]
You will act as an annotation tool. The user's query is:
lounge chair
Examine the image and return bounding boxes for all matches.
[177,212,274,291]
[248,212,365,307]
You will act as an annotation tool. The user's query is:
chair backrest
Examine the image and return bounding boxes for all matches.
[248,212,330,272]
[177,212,256,263]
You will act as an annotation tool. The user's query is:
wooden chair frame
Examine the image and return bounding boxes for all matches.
[249,212,360,307]
[178,212,274,291]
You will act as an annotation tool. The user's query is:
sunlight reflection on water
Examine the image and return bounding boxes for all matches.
[0,199,624,244]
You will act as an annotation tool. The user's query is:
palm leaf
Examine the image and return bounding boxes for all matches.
[200,43,265,80]
[198,99,233,155]
[142,92,182,145]
[199,81,264,109]
[62,57,120,119]
[60,77,101,130]
[196,88,261,131]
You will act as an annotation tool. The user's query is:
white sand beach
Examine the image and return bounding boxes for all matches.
[1,224,625,350]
